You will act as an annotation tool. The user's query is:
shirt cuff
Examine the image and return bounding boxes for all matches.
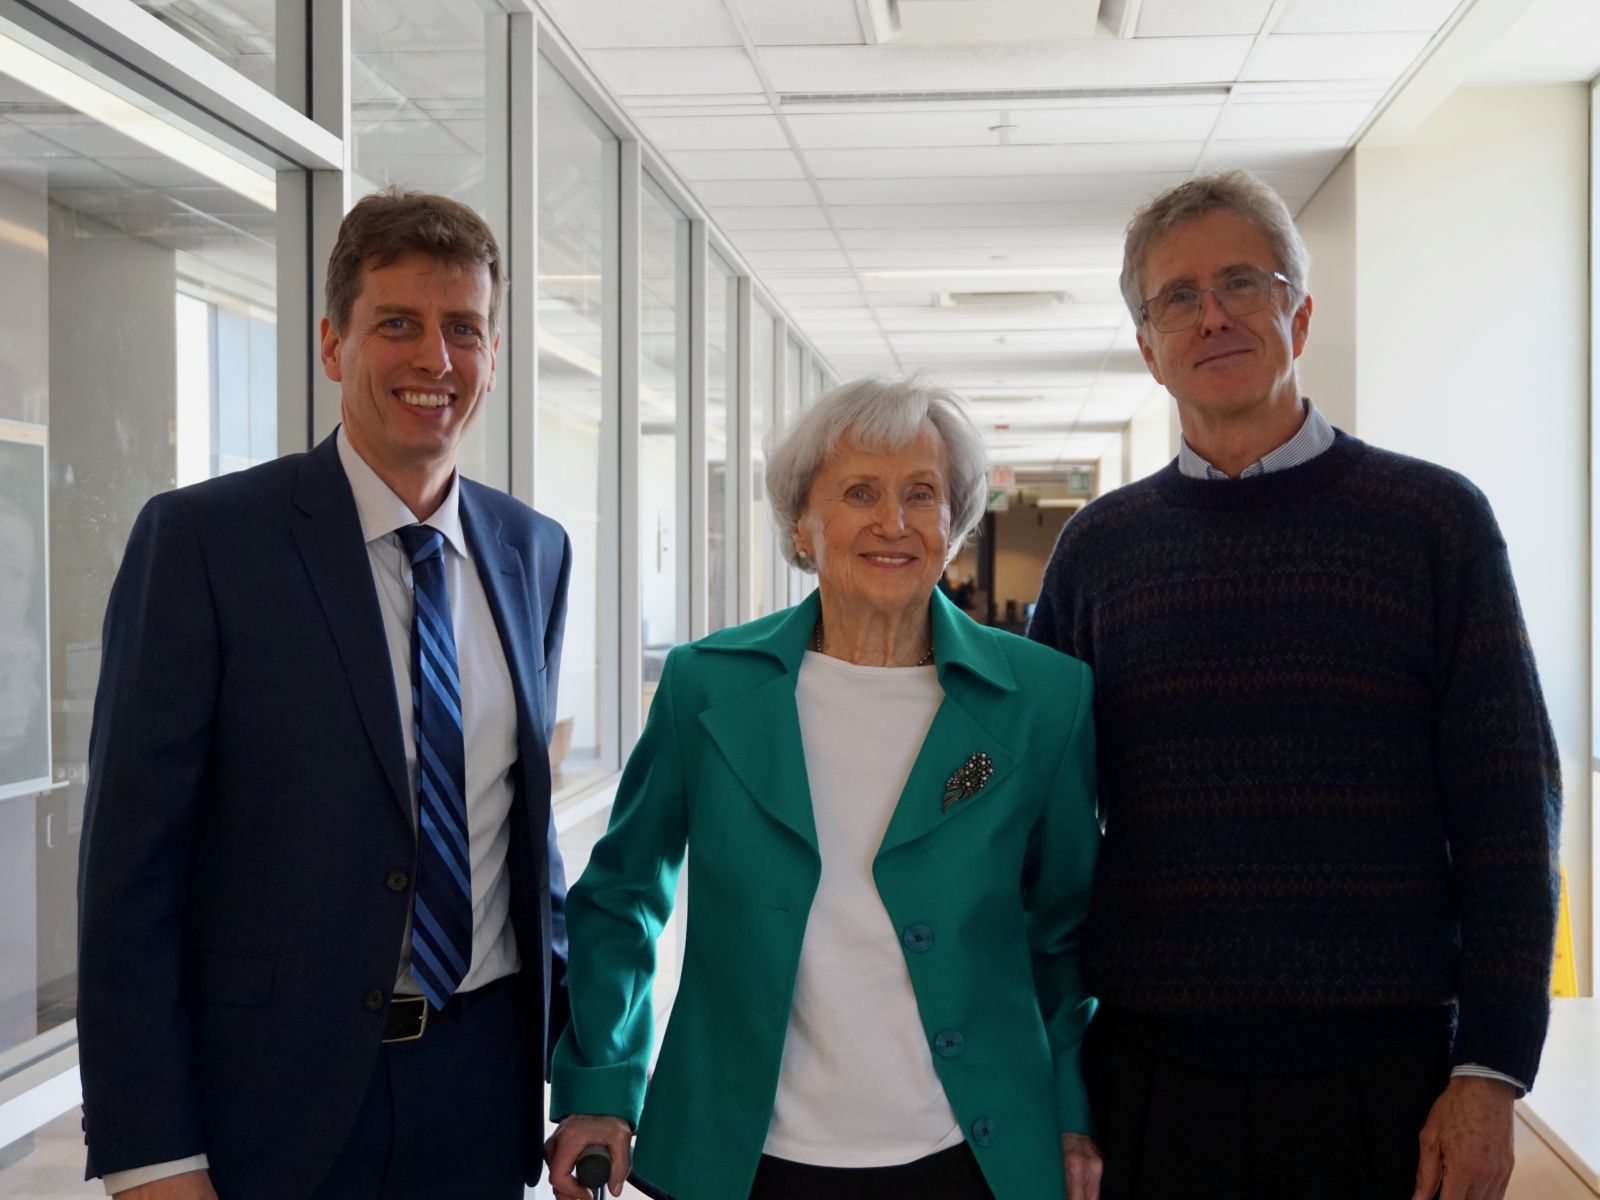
[102,1155,210,1195]
[1451,1063,1527,1096]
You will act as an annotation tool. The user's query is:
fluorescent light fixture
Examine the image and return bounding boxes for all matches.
[0,31,276,211]
[1036,497,1086,509]
[863,267,1119,280]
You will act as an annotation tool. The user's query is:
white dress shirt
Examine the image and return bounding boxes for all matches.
[104,430,522,1194]
[763,651,965,1167]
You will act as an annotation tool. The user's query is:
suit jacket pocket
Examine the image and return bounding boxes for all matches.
[187,950,276,1006]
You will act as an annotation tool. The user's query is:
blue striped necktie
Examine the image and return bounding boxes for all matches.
[397,524,472,1009]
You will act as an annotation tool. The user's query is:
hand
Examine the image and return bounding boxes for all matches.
[545,1114,633,1199]
[1062,1131,1103,1200]
[1412,1076,1516,1200]
[112,1170,218,1200]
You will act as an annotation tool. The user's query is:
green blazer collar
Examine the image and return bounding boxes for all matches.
[697,587,1021,855]
[700,586,1018,694]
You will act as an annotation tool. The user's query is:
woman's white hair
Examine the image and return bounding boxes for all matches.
[765,375,988,573]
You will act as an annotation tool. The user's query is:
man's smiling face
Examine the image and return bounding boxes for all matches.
[1135,209,1310,420]
[321,252,498,485]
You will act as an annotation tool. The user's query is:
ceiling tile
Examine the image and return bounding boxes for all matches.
[757,39,1254,94]
[805,142,1201,178]
[1274,0,1464,35]
[638,115,790,149]
[729,228,843,250]
[783,103,1222,149]
[818,172,1187,205]
[1243,32,1433,82]
[745,248,852,270]
[828,199,1143,226]
[840,226,1122,249]
[695,179,818,205]
[1199,139,1348,172]
[665,148,807,179]
[587,48,764,96]
[540,0,741,47]
[1136,0,1276,37]
[1211,98,1375,140]
[739,0,866,45]
[849,245,1119,269]
[713,205,832,229]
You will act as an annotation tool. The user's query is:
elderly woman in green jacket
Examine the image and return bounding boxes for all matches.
[545,377,1102,1200]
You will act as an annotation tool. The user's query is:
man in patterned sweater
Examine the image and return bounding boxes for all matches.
[1027,170,1561,1200]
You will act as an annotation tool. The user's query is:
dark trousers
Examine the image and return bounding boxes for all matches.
[746,1143,995,1200]
[308,977,529,1200]
[1083,1015,1451,1200]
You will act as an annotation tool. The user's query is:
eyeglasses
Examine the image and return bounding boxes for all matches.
[1139,266,1292,333]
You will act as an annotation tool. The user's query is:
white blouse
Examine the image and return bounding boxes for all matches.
[762,651,966,1167]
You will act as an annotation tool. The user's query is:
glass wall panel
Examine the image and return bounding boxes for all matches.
[749,303,776,618]
[640,180,686,717]
[785,334,804,418]
[0,21,277,1102]
[536,59,615,797]
[132,0,278,96]
[807,361,826,407]
[351,0,505,490]
[705,254,738,632]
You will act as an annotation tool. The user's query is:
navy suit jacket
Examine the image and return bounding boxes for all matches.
[77,431,572,1196]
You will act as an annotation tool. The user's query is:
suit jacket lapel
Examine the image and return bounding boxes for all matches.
[875,691,1018,857]
[460,486,552,803]
[696,596,819,852]
[699,673,817,851]
[289,434,410,821]
[877,590,1021,857]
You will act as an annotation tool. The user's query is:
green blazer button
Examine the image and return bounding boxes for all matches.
[971,1117,994,1146]
[902,924,933,952]
[935,1029,965,1057]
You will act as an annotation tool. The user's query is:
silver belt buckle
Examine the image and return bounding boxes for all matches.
[383,995,429,1043]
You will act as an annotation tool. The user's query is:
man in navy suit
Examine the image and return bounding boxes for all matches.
[77,189,572,1200]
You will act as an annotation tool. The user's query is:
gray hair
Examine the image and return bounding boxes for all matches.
[765,376,988,573]
[1120,168,1311,325]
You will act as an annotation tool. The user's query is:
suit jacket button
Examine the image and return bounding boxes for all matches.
[971,1117,994,1146]
[935,1029,965,1058]
[363,989,385,1012]
[386,870,409,892]
[902,924,933,952]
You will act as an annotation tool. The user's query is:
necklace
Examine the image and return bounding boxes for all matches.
[813,620,934,667]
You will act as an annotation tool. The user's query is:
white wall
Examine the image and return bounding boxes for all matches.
[1123,385,1176,481]
[1296,151,1358,434]
[1096,431,1125,496]
[1300,84,1592,992]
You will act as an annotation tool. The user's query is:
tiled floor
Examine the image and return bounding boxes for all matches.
[0,1106,653,1200]
[0,1111,99,1199]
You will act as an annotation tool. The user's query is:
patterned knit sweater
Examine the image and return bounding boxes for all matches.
[1027,432,1561,1085]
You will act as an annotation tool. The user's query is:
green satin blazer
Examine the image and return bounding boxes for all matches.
[551,589,1098,1200]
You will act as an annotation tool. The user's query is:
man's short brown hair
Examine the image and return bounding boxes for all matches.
[324,187,504,334]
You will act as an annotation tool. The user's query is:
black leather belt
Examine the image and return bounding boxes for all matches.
[381,975,513,1043]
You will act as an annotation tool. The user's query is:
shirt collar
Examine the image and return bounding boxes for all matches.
[335,425,468,558]
[1177,397,1335,481]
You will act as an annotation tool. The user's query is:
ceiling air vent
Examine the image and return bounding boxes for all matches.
[937,291,1068,309]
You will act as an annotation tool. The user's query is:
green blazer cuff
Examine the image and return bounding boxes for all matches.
[1054,1058,1093,1136]
[549,1060,647,1128]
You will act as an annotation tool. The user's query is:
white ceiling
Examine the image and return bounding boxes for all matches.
[543,0,1534,470]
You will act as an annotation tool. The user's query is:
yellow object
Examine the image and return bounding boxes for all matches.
[1551,868,1577,998]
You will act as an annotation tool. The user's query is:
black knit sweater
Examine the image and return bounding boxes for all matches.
[1027,432,1561,1085]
